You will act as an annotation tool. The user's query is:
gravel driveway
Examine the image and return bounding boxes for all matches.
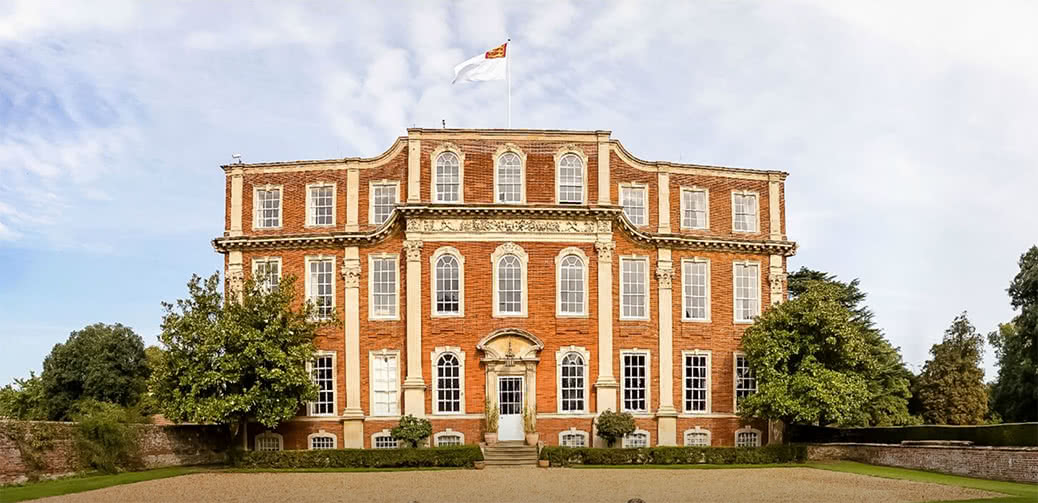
[35,467,1000,503]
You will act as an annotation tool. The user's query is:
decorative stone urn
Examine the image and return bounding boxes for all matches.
[525,432,539,446]
[484,432,498,445]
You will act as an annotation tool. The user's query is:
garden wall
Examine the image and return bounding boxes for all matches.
[807,443,1038,483]
[0,421,230,485]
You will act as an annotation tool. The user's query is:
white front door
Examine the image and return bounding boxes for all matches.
[498,376,524,441]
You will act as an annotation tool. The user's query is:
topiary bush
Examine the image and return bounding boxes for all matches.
[234,445,483,469]
[391,414,432,448]
[595,410,635,447]
[539,445,807,467]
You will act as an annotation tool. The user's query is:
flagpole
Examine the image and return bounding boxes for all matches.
[506,38,511,128]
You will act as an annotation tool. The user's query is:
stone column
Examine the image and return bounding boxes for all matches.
[229,167,244,237]
[403,239,426,416]
[341,247,364,447]
[657,172,671,233]
[655,248,678,445]
[594,239,618,446]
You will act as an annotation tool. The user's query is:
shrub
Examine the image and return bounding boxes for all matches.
[234,445,483,469]
[595,410,635,447]
[391,414,432,448]
[787,422,1038,447]
[539,445,807,467]
[72,401,146,473]
[485,398,499,433]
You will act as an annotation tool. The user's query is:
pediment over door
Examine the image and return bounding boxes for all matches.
[476,328,543,362]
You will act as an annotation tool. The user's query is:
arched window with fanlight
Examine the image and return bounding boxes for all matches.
[435,353,461,414]
[557,153,585,204]
[435,255,460,315]
[560,353,585,412]
[497,255,522,314]
[557,254,586,316]
[435,151,461,202]
[496,152,523,203]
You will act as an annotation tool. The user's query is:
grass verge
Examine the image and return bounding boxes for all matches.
[0,467,205,503]
[570,463,801,470]
[807,461,1038,503]
[221,466,463,473]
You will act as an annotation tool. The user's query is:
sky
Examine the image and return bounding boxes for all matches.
[1,1,1036,383]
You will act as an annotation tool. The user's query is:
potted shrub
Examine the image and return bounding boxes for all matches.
[595,410,635,447]
[522,407,538,446]
[391,414,432,448]
[484,398,499,445]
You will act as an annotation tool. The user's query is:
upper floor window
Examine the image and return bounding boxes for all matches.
[306,257,334,320]
[557,253,586,316]
[620,184,648,226]
[252,257,281,292]
[492,243,528,317]
[435,255,460,315]
[557,153,584,204]
[308,353,335,416]
[254,187,282,229]
[370,256,399,319]
[620,257,649,320]
[733,262,760,323]
[682,260,709,321]
[435,152,461,202]
[681,188,708,230]
[370,182,398,226]
[735,353,757,410]
[307,184,335,227]
[496,152,523,203]
[622,351,649,413]
[732,192,758,232]
[435,353,461,414]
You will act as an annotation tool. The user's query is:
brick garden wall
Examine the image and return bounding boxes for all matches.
[807,443,1038,484]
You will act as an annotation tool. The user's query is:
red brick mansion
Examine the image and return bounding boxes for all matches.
[212,128,796,451]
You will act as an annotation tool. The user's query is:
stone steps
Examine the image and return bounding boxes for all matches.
[483,441,539,466]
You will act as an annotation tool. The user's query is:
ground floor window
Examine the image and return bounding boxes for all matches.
[436,434,462,447]
[309,435,335,450]
[373,433,399,449]
[735,428,761,447]
[684,429,710,446]
[255,432,283,451]
[560,429,588,447]
[622,430,649,448]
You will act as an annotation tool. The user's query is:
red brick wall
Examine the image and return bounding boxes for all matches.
[808,444,1038,483]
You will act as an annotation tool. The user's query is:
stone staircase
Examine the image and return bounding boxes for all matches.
[483,441,538,467]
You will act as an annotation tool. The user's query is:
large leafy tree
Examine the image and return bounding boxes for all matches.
[739,268,912,426]
[0,372,46,420]
[39,323,150,420]
[151,273,326,443]
[916,313,988,424]
[988,245,1038,422]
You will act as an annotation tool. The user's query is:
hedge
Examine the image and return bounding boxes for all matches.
[788,422,1038,447]
[539,445,807,467]
[233,445,483,469]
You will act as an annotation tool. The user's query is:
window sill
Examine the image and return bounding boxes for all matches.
[431,313,465,319]
[733,320,756,325]
[681,317,712,323]
[732,229,760,234]
[556,313,589,319]
[679,226,710,231]
[369,314,401,321]
[492,313,528,319]
[619,316,651,322]
[304,224,336,229]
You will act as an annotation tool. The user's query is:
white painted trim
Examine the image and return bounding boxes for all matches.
[683,426,712,446]
[254,431,283,451]
[369,349,402,417]
[731,190,760,234]
[618,182,649,227]
[307,429,339,449]
[735,426,762,447]
[679,186,710,230]
[732,351,757,413]
[619,255,651,321]
[252,184,283,230]
[555,345,590,414]
[732,260,762,324]
[490,242,529,318]
[430,143,465,204]
[558,427,590,447]
[304,255,336,320]
[433,428,466,446]
[371,428,400,449]
[367,254,401,321]
[554,146,589,204]
[622,428,651,448]
[680,258,711,322]
[367,179,400,226]
[430,246,465,318]
[493,144,527,204]
[307,350,338,417]
[555,247,589,317]
[680,350,712,414]
[250,256,282,292]
[430,346,466,415]
[620,348,652,414]
[304,182,337,228]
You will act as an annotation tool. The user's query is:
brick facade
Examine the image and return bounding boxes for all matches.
[807,443,1038,484]
[215,129,795,451]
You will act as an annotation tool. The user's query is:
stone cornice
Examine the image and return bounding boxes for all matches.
[212,204,797,256]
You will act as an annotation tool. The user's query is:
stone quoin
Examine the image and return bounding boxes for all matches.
[212,128,796,450]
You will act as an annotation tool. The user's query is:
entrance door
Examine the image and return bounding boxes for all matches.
[497,376,524,441]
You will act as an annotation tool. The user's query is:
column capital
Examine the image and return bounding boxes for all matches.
[594,240,615,263]
[404,240,424,262]
[655,265,674,289]
[341,262,361,288]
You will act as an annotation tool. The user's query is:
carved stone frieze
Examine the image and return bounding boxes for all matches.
[406,218,599,234]
[403,240,424,262]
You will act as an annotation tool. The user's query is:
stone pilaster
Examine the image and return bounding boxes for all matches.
[227,250,244,303]
[597,133,611,205]
[341,247,364,447]
[655,248,678,445]
[346,166,359,232]
[657,172,671,233]
[229,167,243,237]
[594,239,618,446]
[408,137,421,203]
[403,239,426,416]
[768,174,782,240]
[769,254,787,306]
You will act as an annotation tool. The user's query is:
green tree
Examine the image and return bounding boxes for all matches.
[595,410,635,447]
[0,372,47,420]
[988,246,1038,422]
[916,313,988,424]
[391,414,433,448]
[739,269,912,426]
[39,323,150,420]
[150,273,328,445]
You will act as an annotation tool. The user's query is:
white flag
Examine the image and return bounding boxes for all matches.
[452,42,507,84]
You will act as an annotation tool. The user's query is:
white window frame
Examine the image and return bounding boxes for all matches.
[371,429,400,449]
[368,254,400,321]
[251,256,282,292]
[735,426,762,447]
[307,351,338,417]
[254,431,283,451]
[558,427,590,447]
[368,179,400,226]
[619,182,649,227]
[555,247,589,317]
[252,184,283,229]
[620,349,651,414]
[433,428,466,447]
[731,190,760,233]
[622,428,651,448]
[307,430,338,450]
[369,349,401,417]
[554,147,588,204]
[734,351,757,412]
[305,182,336,228]
[304,255,336,320]
[494,144,527,204]
[733,261,761,324]
[681,350,711,414]
[681,258,711,322]
[619,256,650,320]
[491,243,528,318]
[683,427,712,446]
[680,186,710,230]
[555,345,590,414]
[430,246,465,318]
[431,144,465,204]
[430,346,466,415]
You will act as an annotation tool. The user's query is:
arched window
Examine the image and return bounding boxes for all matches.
[560,353,585,412]
[623,429,650,448]
[255,432,283,451]
[559,428,589,447]
[735,427,761,447]
[308,432,337,450]
[558,153,584,204]
[434,429,465,446]
[372,430,399,449]
[435,255,460,315]
[435,152,460,202]
[559,255,585,315]
[496,152,522,203]
[684,429,711,446]
[497,255,522,314]
[436,353,461,413]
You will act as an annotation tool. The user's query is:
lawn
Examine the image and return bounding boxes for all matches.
[0,467,204,503]
[808,461,1038,503]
